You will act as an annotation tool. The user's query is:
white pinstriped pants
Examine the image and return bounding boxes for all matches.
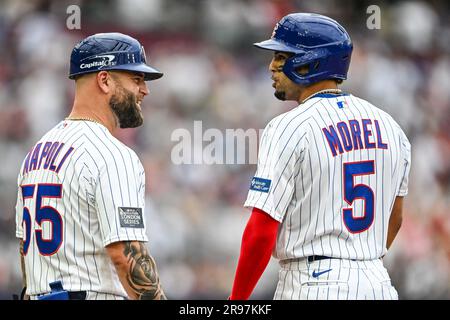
[274,257,399,300]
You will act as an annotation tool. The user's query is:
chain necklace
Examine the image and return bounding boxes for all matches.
[301,88,343,104]
[65,116,103,126]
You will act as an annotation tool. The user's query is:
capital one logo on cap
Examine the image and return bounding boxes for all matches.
[80,54,116,70]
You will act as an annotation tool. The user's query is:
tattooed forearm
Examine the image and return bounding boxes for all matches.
[123,242,166,300]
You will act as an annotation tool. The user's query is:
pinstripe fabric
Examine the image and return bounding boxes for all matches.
[275,258,398,300]
[15,120,148,298]
[244,93,411,299]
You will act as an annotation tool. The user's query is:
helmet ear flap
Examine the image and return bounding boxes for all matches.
[293,61,319,76]
[282,50,328,85]
[282,55,309,85]
[312,60,320,71]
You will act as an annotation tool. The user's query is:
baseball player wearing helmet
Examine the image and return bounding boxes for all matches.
[230,13,411,300]
[15,33,166,300]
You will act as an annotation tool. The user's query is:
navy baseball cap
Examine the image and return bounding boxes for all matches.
[69,32,163,81]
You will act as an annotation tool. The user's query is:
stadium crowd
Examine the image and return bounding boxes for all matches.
[0,0,448,299]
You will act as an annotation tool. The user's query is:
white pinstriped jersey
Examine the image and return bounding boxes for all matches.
[245,93,411,261]
[15,120,148,298]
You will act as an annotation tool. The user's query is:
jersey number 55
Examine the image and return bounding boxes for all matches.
[21,183,63,256]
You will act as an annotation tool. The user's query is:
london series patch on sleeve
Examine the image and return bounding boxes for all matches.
[118,207,144,228]
[250,177,272,193]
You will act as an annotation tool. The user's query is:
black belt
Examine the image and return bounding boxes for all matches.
[307,255,358,262]
[307,255,335,263]
[67,291,87,300]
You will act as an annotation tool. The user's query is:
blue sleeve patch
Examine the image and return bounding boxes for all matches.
[250,177,272,193]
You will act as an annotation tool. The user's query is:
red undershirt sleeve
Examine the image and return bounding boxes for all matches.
[229,207,280,300]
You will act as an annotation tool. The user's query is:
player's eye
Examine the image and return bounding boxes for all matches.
[274,53,286,61]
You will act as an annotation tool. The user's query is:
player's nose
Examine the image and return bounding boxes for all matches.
[269,58,278,73]
[140,82,149,96]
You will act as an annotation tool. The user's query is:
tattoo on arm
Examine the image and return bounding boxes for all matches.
[123,242,166,300]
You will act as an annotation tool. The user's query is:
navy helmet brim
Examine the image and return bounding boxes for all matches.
[253,39,304,54]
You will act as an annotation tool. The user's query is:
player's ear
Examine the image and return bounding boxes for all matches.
[97,71,113,94]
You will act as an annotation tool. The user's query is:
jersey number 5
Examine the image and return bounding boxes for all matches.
[343,161,375,233]
[21,184,63,256]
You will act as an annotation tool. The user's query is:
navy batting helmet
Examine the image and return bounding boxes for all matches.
[254,13,352,86]
[69,32,163,81]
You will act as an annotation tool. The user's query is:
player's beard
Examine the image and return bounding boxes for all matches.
[274,90,286,101]
[109,84,143,128]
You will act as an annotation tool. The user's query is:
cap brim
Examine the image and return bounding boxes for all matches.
[253,39,304,54]
[119,64,163,81]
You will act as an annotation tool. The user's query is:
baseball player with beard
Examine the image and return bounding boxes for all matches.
[15,33,166,300]
[230,13,411,300]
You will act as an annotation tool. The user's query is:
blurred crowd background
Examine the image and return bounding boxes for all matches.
[0,0,449,299]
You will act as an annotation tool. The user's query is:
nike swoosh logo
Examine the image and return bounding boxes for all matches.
[312,268,332,278]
